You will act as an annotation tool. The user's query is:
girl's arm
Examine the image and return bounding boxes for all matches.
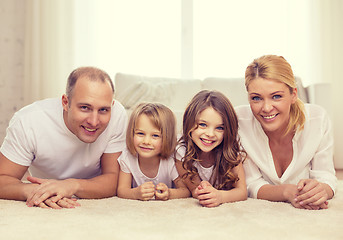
[175,160,201,198]
[155,177,190,200]
[196,162,247,207]
[117,170,155,200]
[169,176,191,199]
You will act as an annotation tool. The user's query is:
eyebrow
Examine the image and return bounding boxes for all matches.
[77,103,112,109]
[249,90,284,96]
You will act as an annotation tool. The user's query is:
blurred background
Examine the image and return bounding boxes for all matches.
[0,0,342,168]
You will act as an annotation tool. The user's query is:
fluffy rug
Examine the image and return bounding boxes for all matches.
[1,181,342,240]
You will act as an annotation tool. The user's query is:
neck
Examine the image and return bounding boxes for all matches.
[266,129,294,144]
[199,151,216,168]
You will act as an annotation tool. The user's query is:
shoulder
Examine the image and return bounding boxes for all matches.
[15,98,60,117]
[9,98,61,127]
[304,104,328,119]
[175,144,186,161]
[235,105,253,120]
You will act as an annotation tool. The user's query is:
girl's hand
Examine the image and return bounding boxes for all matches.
[155,183,169,201]
[135,181,155,201]
[294,179,329,209]
[195,181,223,208]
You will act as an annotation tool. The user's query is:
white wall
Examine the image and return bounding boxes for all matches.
[0,0,25,142]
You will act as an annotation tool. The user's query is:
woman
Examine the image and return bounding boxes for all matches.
[236,55,337,210]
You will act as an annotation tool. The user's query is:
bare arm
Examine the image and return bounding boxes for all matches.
[161,176,191,200]
[196,162,247,207]
[0,153,36,201]
[117,170,155,200]
[257,183,327,210]
[175,160,201,198]
[26,152,121,206]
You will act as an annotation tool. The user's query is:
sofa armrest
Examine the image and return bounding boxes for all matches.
[306,82,332,116]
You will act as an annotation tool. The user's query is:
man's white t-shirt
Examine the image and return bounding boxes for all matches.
[0,98,127,179]
[235,104,337,198]
[118,148,179,188]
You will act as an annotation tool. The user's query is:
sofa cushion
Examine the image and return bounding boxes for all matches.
[202,77,249,106]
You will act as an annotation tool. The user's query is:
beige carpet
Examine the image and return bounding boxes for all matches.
[1,181,342,240]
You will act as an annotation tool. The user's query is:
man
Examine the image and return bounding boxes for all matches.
[0,67,127,209]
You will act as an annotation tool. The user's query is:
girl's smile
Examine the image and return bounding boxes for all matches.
[191,107,224,153]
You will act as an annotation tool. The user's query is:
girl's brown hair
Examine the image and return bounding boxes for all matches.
[178,90,245,190]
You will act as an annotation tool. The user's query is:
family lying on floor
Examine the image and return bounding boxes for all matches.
[0,55,337,210]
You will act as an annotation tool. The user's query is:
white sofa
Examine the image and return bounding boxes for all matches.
[114,72,331,134]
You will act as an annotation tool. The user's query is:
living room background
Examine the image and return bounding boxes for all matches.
[0,0,342,167]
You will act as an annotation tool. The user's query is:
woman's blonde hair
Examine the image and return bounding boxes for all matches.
[126,103,177,159]
[245,55,305,134]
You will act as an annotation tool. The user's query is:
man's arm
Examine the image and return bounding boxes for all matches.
[0,152,36,200]
[26,152,121,207]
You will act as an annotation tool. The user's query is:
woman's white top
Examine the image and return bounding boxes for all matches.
[235,104,337,198]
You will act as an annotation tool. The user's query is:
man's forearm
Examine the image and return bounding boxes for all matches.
[0,175,36,201]
[72,173,118,199]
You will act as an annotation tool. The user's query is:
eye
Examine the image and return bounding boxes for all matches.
[251,96,261,101]
[135,131,144,136]
[216,126,224,131]
[152,134,161,138]
[198,123,207,128]
[99,108,110,113]
[272,94,282,100]
[80,106,90,111]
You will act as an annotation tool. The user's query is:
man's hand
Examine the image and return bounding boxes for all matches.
[36,197,80,209]
[26,176,79,207]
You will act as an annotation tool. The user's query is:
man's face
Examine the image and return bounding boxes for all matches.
[62,77,114,143]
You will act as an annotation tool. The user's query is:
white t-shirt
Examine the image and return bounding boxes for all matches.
[118,148,179,188]
[0,98,127,180]
[175,145,214,184]
[235,104,337,198]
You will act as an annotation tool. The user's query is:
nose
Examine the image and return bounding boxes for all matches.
[142,135,151,144]
[87,112,100,127]
[262,99,273,112]
[205,127,215,137]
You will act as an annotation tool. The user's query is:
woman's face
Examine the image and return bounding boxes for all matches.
[247,77,297,135]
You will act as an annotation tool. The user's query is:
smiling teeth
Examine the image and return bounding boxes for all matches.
[84,127,96,132]
[202,139,213,144]
[263,114,276,119]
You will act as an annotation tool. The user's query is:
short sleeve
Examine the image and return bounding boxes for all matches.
[117,149,132,174]
[104,101,128,153]
[0,113,35,166]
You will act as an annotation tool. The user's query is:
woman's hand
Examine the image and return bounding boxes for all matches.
[294,179,329,210]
